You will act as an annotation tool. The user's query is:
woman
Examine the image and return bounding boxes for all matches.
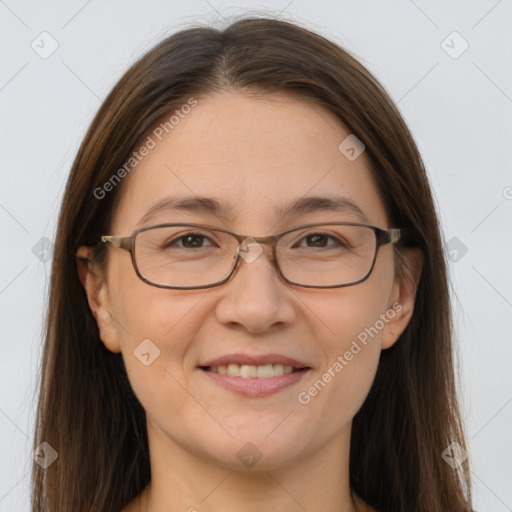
[31,16,474,512]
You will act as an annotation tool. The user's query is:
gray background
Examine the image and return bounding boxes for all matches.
[1,0,511,510]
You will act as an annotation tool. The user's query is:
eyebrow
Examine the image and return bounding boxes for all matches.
[137,194,370,226]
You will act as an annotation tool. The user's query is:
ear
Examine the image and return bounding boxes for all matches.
[381,247,424,350]
[76,246,121,353]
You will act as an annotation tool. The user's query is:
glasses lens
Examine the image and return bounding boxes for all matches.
[277,224,377,287]
[134,225,238,288]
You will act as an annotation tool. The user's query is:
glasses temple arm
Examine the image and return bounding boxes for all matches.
[101,235,133,251]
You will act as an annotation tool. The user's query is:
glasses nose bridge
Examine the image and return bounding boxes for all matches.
[230,232,280,277]
[249,234,277,246]
[231,232,278,248]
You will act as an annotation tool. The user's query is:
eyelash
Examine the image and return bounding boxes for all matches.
[166,231,348,249]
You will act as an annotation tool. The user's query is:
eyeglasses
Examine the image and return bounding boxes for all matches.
[100,222,401,289]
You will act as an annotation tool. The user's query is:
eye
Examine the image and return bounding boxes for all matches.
[294,232,349,249]
[164,232,217,249]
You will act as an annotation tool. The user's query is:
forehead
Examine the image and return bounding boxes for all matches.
[111,91,389,234]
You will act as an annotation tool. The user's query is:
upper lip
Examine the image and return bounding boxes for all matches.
[200,353,311,369]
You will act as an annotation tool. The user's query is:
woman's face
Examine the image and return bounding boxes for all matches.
[83,91,416,471]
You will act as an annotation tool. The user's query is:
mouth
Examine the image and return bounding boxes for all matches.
[200,363,308,378]
[198,360,312,397]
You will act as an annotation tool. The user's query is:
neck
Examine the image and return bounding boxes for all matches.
[132,419,361,512]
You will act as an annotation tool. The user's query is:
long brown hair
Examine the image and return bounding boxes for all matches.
[32,16,473,512]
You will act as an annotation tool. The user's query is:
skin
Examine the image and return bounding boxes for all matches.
[77,91,422,512]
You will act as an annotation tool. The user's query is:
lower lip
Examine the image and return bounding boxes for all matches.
[199,368,311,397]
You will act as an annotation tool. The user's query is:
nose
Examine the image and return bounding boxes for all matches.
[214,242,297,334]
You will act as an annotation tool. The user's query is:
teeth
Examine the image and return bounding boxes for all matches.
[241,365,257,378]
[208,363,298,378]
[227,364,240,377]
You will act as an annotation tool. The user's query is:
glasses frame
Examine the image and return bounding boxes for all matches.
[100,222,401,290]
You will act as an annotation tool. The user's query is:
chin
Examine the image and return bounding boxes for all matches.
[194,427,311,472]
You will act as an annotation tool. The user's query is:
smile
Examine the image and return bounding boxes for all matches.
[199,364,311,397]
[205,363,301,378]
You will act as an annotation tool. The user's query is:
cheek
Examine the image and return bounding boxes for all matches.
[110,251,205,344]
[107,260,208,402]
[310,290,384,393]
[116,286,207,368]
[296,258,394,418]
[310,271,392,360]
[294,297,384,439]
